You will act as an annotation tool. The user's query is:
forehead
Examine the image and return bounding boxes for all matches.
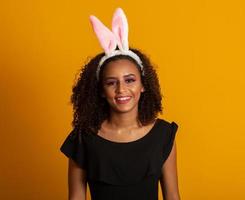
[102,59,140,78]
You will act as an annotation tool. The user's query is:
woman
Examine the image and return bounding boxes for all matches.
[60,8,180,200]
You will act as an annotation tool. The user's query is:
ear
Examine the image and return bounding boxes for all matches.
[89,15,117,55]
[141,86,145,93]
[111,8,129,51]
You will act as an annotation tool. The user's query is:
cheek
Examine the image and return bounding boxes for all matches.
[103,87,115,98]
[131,84,143,93]
[130,87,143,100]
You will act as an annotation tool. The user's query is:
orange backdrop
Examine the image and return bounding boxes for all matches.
[1,0,245,199]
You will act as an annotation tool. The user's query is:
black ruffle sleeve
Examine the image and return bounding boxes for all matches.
[60,128,87,170]
[162,121,179,164]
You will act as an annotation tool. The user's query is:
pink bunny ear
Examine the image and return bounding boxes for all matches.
[112,8,129,51]
[89,15,117,55]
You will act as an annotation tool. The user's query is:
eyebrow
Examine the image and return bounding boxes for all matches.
[104,73,136,80]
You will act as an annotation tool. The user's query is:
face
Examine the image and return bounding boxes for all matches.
[101,59,145,114]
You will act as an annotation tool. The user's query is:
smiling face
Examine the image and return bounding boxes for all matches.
[100,58,145,114]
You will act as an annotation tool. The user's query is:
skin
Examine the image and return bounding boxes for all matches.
[160,141,181,200]
[68,159,87,200]
[99,59,146,139]
[68,59,180,200]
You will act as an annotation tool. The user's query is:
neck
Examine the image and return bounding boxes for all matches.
[107,112,142,131]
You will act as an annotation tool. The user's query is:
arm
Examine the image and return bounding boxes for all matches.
[68,158,87,200]
[160,141,181,200]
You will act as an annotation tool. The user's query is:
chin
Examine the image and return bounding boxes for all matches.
[114,103,139,113]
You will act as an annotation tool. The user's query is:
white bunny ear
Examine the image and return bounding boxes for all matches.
[112,8,129,51]
[89,15,117,55]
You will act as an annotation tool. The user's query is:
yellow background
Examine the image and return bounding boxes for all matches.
[1,0,245,199]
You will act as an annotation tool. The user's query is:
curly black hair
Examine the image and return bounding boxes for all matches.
[70,47,163,135]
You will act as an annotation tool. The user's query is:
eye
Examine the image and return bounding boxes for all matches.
[105,81,116,86]
[125,78,135,83]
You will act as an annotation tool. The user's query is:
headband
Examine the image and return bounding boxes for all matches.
[89,8,145,81]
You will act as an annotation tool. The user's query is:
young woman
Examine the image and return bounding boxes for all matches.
[60,8,180,200]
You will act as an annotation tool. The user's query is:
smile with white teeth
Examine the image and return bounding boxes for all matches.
[116,97,131,100]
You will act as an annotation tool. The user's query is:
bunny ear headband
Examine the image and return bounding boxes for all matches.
[89,8,144,81]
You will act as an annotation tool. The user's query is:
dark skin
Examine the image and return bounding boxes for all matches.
[68,59,180,200]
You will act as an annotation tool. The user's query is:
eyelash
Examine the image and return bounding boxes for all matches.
[106,79,135,86]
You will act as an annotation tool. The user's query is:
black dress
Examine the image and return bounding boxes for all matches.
[60,118,178,200]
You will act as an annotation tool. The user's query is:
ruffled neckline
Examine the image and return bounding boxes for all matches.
[94,118,160,145]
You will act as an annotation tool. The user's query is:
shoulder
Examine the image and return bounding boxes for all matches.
[157,118,178,126]
[157,118,179,133]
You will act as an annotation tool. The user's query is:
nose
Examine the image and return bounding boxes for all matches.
[116,81,126,93]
